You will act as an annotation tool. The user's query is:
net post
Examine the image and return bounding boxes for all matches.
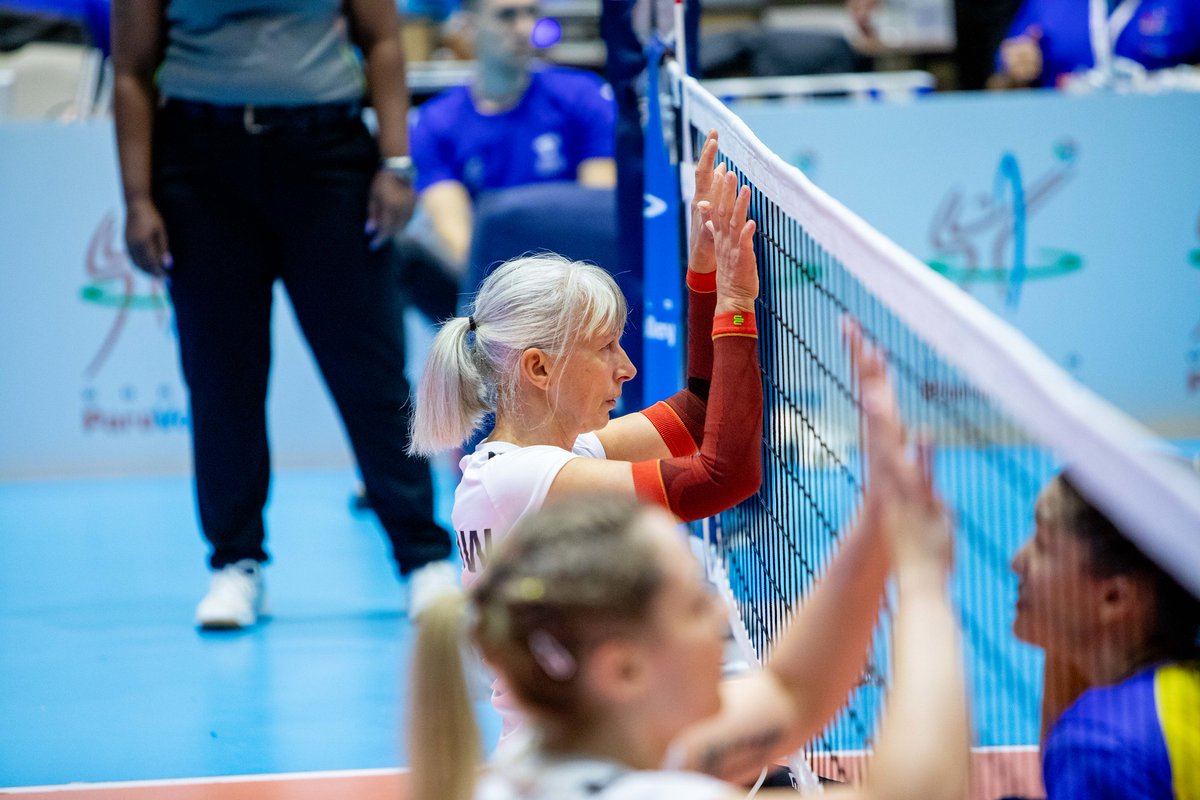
[641,39,684,404]
[674,0,693,167]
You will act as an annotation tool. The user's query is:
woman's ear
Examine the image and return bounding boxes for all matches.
[1097,573,1152,628]
[582,639,650,706]
[519,348,554,391]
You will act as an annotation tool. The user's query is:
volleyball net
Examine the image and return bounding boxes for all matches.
[661,66,1200,794]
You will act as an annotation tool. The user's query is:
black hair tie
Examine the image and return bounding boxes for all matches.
[468,315,477,332]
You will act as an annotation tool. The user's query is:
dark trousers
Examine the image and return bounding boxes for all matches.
[152,105,451,575]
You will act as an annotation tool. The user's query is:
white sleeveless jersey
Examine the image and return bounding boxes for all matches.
[452,433,607,739]
[452,432,606,588]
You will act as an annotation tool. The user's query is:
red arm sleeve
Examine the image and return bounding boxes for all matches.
[684,267,717,390]
[633,311,762,522]
[638,268,717,455]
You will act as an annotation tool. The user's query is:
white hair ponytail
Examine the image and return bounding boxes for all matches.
[409,316,489,456]
[409,252,627,455]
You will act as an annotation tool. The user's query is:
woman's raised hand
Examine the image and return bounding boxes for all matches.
[848,319,953,576]
[707,170,758,314]
[689,130,722,274]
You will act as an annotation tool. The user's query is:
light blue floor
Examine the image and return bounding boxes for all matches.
[0,467,500,788]
[4,442,1196,788]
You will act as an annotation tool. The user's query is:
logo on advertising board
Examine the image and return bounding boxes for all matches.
[1188,212,1200,395]
[927,143,1083,309]
[79,211,188,435]
[1191,215,1200,271]
[1189,322,1200,395]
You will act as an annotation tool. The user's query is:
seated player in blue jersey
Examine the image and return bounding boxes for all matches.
[408,0,616,279]
[989,0,1200,89]
[1010,473,1200,799]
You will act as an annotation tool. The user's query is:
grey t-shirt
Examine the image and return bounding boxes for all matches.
[157,0,364,106]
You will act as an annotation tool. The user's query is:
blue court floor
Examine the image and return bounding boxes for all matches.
[0,467,500,789]
[5,444,1196,790]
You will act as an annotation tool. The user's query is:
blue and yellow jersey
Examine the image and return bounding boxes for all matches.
[1044,661,1200,799]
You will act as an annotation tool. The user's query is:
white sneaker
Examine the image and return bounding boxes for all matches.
[195,559,266,630]
[408,560,460,620]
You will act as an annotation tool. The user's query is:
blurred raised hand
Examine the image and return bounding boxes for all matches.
[848,319,953,575]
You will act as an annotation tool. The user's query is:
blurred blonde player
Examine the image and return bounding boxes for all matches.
[407,322,969,800]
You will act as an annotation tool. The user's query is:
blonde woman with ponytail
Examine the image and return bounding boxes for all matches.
[412,131,910,756]
[408,330,969,800]
[410,133,764,558]
[410,132,766,734]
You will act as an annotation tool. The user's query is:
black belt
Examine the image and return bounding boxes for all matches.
[161,98,362,133]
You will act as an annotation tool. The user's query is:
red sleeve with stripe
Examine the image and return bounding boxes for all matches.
[638,268,718,456]
[633,311,762,522]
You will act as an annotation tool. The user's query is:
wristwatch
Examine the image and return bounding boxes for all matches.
[381,155,417,184]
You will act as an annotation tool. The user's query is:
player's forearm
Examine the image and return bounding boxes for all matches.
[642,270,718,454]
[763,512,890,752]
[685,267,717,389]
[632,315,762,522]
[864,567,968,800]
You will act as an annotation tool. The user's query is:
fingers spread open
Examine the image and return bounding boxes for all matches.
[739,219,756,252]
[713,171,736,231]
[731,185,752,228]
[694,131,719,191]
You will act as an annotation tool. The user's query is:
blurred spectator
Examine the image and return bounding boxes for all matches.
[850,0,1024,90]
[701,27,864,78]
[988,0,1200,89]
[407,0,615,283]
